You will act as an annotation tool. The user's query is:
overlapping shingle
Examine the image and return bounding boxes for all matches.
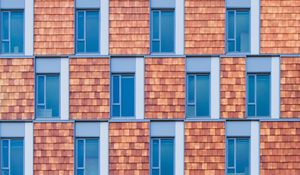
[69,58,110,120]
[220,57,246,118]
[0,58,34,120]
[145,58,185,119]
[260,122,300,174]
[185,122,225,175]
[34,0,74,55]
[110,122,149,175]
[34,122,74,175]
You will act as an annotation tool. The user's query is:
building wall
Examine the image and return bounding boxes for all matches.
[69,58,110,120]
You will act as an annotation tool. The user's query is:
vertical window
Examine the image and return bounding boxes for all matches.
[76,10,100,53]
[76,138,99,175]
[151,138,174,175]
[226,138,250,175]
[151,10,175,53]
[111,74,135,117]
[36,74,60,118]
[0,11,24,54]
[247,74,270,117]
[187,74,210,117]
[1,139,24,175]
[226,9,250,53]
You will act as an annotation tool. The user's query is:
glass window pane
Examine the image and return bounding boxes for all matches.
[152,169,159,175]
[257,75,270,116]
[86,11,99,53]
[247,104,255,117]
[77,169,84,175]
[161,11,174,52]
[161,139,174,175]
[152,140,159,167]
[227,40,235,52]
[227,139,234,168]
[236,11,250,52]
[236,139,250,175]
[38,76,45,104]
[152,11,159,39]
[187,75,195,103]
[112,105,120,117]
[85,139,99,175]
[46,75,60,117]
[186,105,195,117]
[196,75,210,117]
[113,76,120,103]
[77,140,84,168]
[247,75,255,103]
[2,140,9,168]
[10,139,24,175]
[77,41,84,53]
[227,11,235,39]
[2,170,9,175]
[10,12,24,53]
[152,41,160,52]
[121,76,134,116]
[2,12,9,40]
[227,168,235,174]
[77,11,84,40]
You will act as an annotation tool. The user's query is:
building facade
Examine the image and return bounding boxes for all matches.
[0,0,300,174]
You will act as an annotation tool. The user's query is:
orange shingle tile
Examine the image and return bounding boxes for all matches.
[0,58,34,120]
[145,58,185,119]
[220,57,246,118]
[185,122,225,175]
[69,58,110,120]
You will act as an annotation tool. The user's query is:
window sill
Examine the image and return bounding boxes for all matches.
[70,54,109,58]
[147,53,185,58]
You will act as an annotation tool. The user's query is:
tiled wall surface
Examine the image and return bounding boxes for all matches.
[0,58,34,120]
[145,58,185,119]
[69,58,110,120]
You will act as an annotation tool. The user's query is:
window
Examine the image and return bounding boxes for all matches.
[76,10,100,53]
[186,74,210,117]
[76,138,99,175]
[0,11,24,54]
[151,138,174,175]
[226,138,250,175]
[36,74,60,118]
[111,74,135,117]
[226,9,250,53]
[247,74,270,117]
[1,139,24,175]
[151,10,175,53]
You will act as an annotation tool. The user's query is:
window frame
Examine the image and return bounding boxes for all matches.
[186,73,211,118]
[226,8,251,54]
[150,8,175,54]
[246,73,271,117]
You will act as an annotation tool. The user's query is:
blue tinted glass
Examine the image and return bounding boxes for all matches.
[2,12,9,40]
[196,75,210,116]
[2,170,8,175]
[152,169,159,175]
[248,75,255,103]
[257,75,270,116]
[187,75,195,103]
[186,105,195,117]
[11,12,24,53]
[236,11,250,52]
[2,140,8,168]
[77,140,84,168]
[161,139,174,175]
[247,104,255,117]
[227,139,234,168]
[77,41,84,53]
[228,40,235,52]
[112,105,120,117]
[152,41,160,52]
[46,75,59,117]
[86,11,99,53]
[2,42,9,53]
[161,11,174,52]
[121,76,134,116]
[38,76,45,104]
[227,11,234,39]
[77,11,84,40]
[152,140,159,167]
[86,139,99,175]
[10,139,24,175]
[152,11,159,39]
[113,76,120,103]
[227,168,235,174]
[77,169,84,175]
[236,139,250,175]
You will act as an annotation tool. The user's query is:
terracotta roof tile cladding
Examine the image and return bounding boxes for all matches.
[145,58,185,119]
[220,57,246,118]
[109,122,149,175]
[34,0,74,55]
[260,122,300,175]
[69,58,110,120]
[0,58,34,120]
[185,122,225,175]
[261,0,300,54]
[185,0,225,55]
[281,57,300,118]
[109,0,150,55]
[34,122,74,175]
